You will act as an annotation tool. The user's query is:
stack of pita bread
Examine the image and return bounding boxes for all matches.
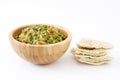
[71,39,113,65]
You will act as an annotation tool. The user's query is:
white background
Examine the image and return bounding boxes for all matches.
[0,0,120,80]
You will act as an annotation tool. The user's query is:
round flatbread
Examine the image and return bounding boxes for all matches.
[77,38,113,50]
[71,48,107,57]
[75,55,112,65]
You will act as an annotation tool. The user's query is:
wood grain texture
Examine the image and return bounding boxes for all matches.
[9,24,72,64]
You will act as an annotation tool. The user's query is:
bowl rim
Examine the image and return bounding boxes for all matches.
[9,24,72,47]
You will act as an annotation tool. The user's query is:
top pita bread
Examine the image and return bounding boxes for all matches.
[77,38,113,50]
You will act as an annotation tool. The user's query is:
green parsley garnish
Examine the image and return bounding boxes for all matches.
[29,36,33,41]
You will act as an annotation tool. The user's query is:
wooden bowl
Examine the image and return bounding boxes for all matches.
[9,24,72,64]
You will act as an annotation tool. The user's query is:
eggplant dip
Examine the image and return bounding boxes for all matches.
[16,25,67,45]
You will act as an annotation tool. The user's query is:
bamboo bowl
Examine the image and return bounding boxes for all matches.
[9,24,72,64]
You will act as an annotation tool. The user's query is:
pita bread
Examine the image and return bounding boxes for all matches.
[77,38,113,50]
[75,55,112,65]
[71,47,107,57]
[75,58,111,65]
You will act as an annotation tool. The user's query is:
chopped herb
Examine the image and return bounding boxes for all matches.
[39,30,44,34]
[55,33,62,41]
[56,36,62,42]
[45,33,49,39]
[44,25,48,30]
[33,36,37,40]
[38,25,42,29]
[24,31,27,34]
[29,36,33,41]
[32,27,36,31]
[53,40,58,43]
[56,33,62,37]
[58,33,62,36]
[47,39,53,43]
